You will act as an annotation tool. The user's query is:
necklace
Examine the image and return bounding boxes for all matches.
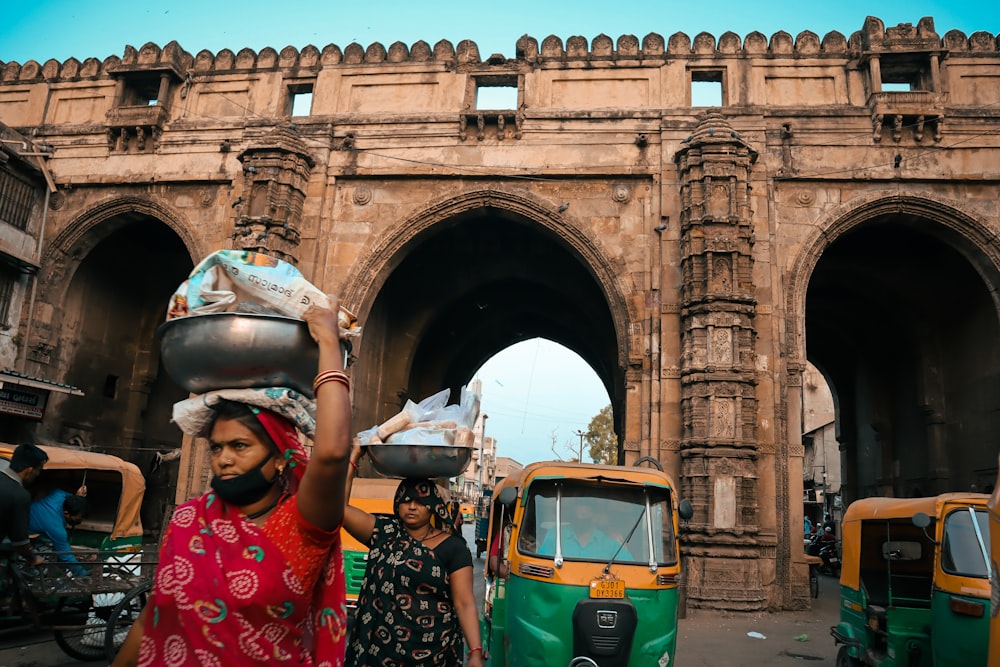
[246,494,281,520]
[417,524,436,541]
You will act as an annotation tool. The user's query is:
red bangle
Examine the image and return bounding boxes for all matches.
[349,460,359,473]
[314,369,349,393]
[468,647,483,655]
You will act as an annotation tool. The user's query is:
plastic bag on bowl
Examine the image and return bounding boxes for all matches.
[386,427,456,446]
[166,249,361,337]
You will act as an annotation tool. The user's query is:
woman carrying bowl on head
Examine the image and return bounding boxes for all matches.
[343,443,484,666]
[112,303,352,667]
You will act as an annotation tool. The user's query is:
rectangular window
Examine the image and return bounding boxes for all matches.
[0,170,34,231]
[474,75,518,110]
[879,55,930,92]
[288,83,314,116]
[0,269,16,325]
[691,70,724,107]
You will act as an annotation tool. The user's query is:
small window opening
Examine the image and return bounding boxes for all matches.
[122,77,161,107]
[103,374,119,399]
[474,75,518,110]
[288,84,314,116]
[878,56,929,92]
[881,82,912,92]
[0,270,16,325]
[691,70,723,107]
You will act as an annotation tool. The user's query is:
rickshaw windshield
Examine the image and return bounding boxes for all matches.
[518,479,677,566]
[941,507,989,578]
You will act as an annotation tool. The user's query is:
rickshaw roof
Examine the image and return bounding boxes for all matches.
[510,460,679,492]
[843,492,989,523]
[0,443,146,540]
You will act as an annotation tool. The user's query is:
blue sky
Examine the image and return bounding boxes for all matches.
[2,1,994,65]
[3,1,996,466]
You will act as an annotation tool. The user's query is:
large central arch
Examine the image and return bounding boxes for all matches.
[342,187,640,451]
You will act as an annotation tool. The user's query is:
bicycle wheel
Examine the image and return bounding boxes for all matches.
[53,600,109,661]
[53,565,136,661]
[104,580,152,661]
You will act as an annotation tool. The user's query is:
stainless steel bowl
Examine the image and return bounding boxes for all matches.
[156,313,319,396]
[364,444,473,478]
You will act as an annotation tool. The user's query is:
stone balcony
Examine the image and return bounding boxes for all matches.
[867,90,947,142]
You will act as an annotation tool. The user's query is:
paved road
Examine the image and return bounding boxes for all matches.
[0,523,840,666]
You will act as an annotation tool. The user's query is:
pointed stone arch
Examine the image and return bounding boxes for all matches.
[786,191,1000,364]
[38,195,200,309]
[342,187,641,369]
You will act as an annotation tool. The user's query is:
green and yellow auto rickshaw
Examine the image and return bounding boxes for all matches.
[831,493,991,667]
[481,459,691,667]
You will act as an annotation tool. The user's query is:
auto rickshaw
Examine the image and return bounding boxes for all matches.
[0,443,145,551]
[0,442,154,661]
[987,458,1000,666]
[831,493,991,667]
[481,459,691,667]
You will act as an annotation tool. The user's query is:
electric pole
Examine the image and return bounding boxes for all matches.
[574,429,586,463]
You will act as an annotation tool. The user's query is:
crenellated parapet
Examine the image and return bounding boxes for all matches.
[2,19,998,83]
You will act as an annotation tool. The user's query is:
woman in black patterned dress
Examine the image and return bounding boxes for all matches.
[343,445,484,666]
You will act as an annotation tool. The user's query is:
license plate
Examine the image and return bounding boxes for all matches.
[590,578,625,599]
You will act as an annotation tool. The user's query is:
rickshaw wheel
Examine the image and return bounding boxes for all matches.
[53,606,110,661]
[53,566,141,661]
[809,566,819,599]
[104,580,152,661]
[836,645,861,667]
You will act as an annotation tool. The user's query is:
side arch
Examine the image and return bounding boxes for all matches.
[785,191,1000,363]
[38,195,201,308]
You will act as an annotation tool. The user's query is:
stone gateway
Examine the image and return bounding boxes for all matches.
[1,15,998,610]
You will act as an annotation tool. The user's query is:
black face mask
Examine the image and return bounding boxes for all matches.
[210,455,278,506]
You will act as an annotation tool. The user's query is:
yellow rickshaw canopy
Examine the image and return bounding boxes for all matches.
[0,443,145,541]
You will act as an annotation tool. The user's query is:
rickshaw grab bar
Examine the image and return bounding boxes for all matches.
[969,505,991,577]
[645,493,657,573]
[554,484,564,568]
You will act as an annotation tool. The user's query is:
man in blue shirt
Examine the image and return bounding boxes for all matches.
[29,488,89,576]
[538,501,632,561]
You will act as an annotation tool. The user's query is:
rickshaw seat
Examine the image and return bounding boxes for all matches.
[860,571,890,606]
[861,570,932,608]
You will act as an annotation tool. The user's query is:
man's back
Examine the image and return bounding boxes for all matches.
[0,468,31,546]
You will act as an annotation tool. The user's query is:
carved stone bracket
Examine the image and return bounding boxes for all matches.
[460,111,521,141]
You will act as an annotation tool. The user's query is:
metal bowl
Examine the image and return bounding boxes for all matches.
[364,444,473,479]
[156,313,319,396]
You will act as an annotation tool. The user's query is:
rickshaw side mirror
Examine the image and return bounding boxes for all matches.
[912,511,938,544]
[497,486,518,509]
[678,499,694,522]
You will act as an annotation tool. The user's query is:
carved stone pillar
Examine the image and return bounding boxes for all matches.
[674,113,768,610]
[234,125,315,264]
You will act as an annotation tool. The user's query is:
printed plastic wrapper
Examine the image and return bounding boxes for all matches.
[359,385,482,447]
[165,249,361,337]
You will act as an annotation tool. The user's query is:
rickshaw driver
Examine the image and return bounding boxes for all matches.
[537,499,633,561]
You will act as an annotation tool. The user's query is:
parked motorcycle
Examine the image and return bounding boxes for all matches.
[807,530,840,576]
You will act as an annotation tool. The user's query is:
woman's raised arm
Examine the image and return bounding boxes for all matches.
[297,302,352,531]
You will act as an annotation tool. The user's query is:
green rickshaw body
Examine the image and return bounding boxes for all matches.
[832,493,990,667]
[501,578,679,666]
[482,461,686,667]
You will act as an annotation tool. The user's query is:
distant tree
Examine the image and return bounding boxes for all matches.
[586,404,617,465]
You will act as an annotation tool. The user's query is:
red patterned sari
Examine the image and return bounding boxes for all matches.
[138,493,346,666]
